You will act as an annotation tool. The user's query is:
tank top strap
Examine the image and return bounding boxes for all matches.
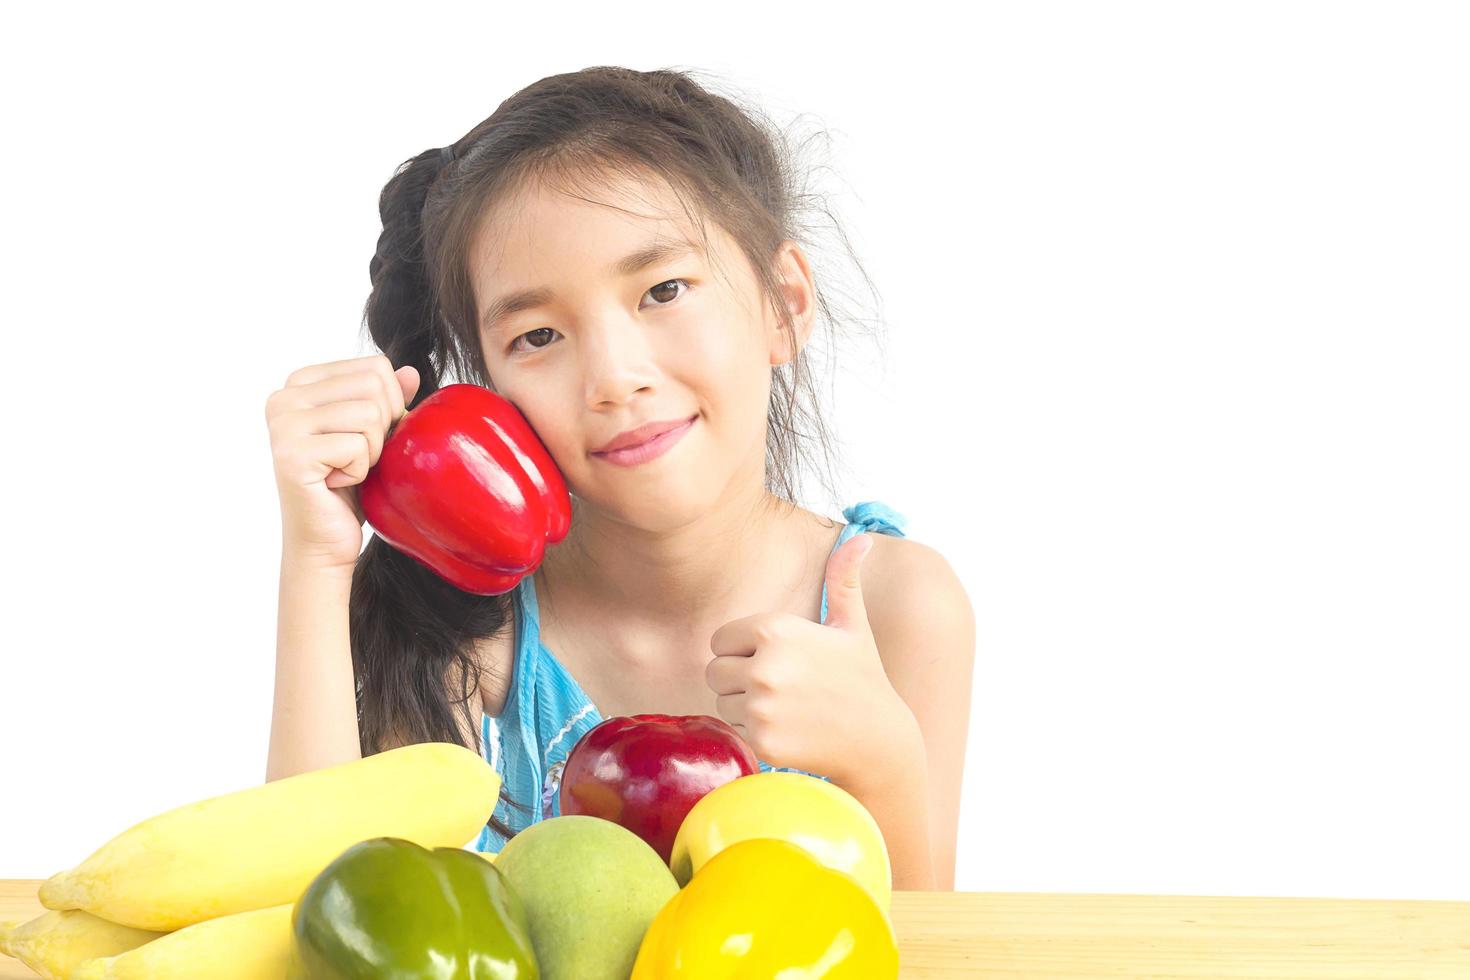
[504,574,607,824]
[477,574,563,849]
[819,500,910,625]
[517,575,604,764]
[508,572,544,778]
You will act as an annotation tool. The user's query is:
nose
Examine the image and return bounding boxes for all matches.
[582,313,659,410]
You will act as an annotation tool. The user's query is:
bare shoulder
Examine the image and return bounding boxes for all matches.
[859,534,975,669]
[800,499,970,643]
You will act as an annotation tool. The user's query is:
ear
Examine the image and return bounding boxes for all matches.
[766,240,818,367]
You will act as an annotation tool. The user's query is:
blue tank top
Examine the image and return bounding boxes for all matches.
[469,500,909,852]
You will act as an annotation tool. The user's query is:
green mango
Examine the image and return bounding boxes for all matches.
[493,815,679,979]
[289,837,538,979]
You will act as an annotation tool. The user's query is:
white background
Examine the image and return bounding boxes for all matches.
[2,1,1465,900]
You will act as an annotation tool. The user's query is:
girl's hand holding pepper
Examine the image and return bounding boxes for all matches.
[264,354,420,572]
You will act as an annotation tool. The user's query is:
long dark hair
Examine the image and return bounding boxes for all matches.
[350,65,883,841]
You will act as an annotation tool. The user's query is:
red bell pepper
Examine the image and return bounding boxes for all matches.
[359,382,571,595]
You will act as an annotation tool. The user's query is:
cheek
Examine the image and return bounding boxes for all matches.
[677,312,763,389]
[537,417,581,466]
[494,391,573,463]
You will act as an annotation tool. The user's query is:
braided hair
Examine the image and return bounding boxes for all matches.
[352,141,528,840]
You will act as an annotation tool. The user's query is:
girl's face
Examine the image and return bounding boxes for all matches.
[468,172,802,530]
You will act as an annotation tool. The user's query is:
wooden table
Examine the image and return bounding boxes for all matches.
[4,879,1467,978]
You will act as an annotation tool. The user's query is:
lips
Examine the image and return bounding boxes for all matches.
[592,414,698,455]
[591,415,697,467]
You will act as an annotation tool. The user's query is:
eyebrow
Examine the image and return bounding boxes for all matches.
[480,238,703,333]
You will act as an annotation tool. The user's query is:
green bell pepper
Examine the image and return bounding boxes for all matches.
[288,837,538,979]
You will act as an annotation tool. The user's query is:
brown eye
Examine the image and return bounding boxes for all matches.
[644,278,690,306]
[509,327,556,354]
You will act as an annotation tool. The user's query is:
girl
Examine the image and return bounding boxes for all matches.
[264,66,974,891]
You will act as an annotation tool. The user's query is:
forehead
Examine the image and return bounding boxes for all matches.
[469,169,734,291]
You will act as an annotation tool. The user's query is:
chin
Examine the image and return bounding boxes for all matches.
[627,490,706,531]
[586,480,710,532]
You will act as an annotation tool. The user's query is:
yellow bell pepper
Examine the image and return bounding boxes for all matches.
[632,837,899,979]
[669,771,892,912]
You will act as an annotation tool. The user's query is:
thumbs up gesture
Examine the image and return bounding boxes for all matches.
[705,532,916,783]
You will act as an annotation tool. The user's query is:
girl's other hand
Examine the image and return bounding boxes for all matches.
[264,354,420,571]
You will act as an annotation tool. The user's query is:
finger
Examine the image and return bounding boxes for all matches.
[282,353,396,390]
[365,357,408,427]
[714,691,749,729]
[278,432,371,489]
[708,612,784,658]
[704,652,749,696]
[822,532,874,631]
[277,357,404,437]
[279,399,390,470]
[312,400,390,469]
[370,357,408,423]
[270,372,392,436]
[392,364,419,418]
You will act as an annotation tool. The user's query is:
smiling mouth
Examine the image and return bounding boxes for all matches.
[590,415,697,466]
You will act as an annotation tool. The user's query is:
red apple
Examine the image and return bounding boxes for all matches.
[558,714,758,866]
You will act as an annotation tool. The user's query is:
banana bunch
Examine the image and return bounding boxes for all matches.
[0,742,501,979]
[0,911,165,980]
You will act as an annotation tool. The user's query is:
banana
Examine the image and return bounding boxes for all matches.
[40,741,501,930]
[0,909,164,980]
[70,903,292,980]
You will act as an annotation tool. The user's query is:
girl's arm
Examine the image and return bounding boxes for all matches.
[867,539,978,891]
[837,711,938,891]
[265,550,363,782]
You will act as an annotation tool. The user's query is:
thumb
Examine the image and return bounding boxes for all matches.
[823,532,874,633]
[395,364,422,412]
